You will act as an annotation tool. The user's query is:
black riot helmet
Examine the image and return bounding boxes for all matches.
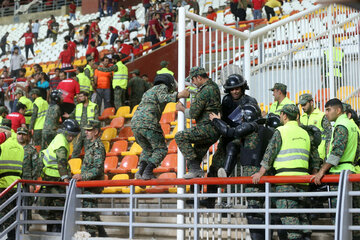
[154,73,177,92]
[62,119,81,136]
[50,89,63,104]
[223,74,249,93]
[228,104,260,124]
[266,113,281,129]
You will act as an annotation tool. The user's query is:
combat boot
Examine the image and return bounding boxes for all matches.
[184,162,204,179]
[98,226,108,237]
[142,162,156,180]
[135,161,148,179]
[217,154,237,178]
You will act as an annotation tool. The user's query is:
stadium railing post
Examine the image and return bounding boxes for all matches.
[62,179,80,239]
[339,170,352,240]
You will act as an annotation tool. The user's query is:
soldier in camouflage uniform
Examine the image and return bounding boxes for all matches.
[131,73,189,180]
[17,127,38,226]
[72,120,108,237]
[175,67,221,179]
[311,99,360,239]
[127,69,151,109]
[41,90,63,150]
[253,104,321,240]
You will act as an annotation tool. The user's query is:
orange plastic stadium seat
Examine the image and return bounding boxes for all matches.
[165,124,178,139]
[121,142,142,156]
[106,140,128,157]
[112,155,139,174]
[161,123,171,135]
[208,142,218,153]
[167,139,178,154]
[68,158,82,175]
[102,117,125,130]
[113,126,134,141]
[98,107,115,121]
[102,141,110,153]
[102,174,129,194]
[104,156,119,173]
[145,173,177,193]
[160,112,176,124]
[154,154,177,173]
[110,106,130,119]
[124,105,138,118]
[101,128,117,141]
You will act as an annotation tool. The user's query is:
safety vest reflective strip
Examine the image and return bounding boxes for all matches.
[300,108,327,159]
[42,133,69,178]
[157,68,174,76]
[19,96,33,124]
[112,61,128,89]
[329,114,358,173]
[0,137,24,188]
[268,97,294,116]
[34,97,49,130]
[77,72,91,93]
[84,65,94,91]
[325,47,343,78]
[273,121,311,176]
[75,101,97,123]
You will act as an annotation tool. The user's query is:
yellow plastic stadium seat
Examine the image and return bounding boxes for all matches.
[102,174,129,194]
[51,42,56,46]
[121,142,142,156]
[202,155,213,172]
[101,128,117,141]
[165,125,178,139]
[295,90,311,104]
[102,141,110,153]
[269,16,279,23]
[281,15,289,20]
[168,185,191,193]
[121,185,145,194]
[336,86,355,100]
[163,102,176,113]
[109,106,130,119]
[124,105,138,118]
[68,158,82,175]
[35,50,41,54]
[69,142,74,156]
[73,59,82,66]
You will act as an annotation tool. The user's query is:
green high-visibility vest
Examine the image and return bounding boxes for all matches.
[84,64,94,91]
[157,67,174,76]
[0,136,24,188]
[112,61,128,89]
[41,133,69,178]
[328,114,358,173]
[325,47,344,78]
[19,96,33,125]
[33,97,49,130]
[77,72,91,93]
[273,121,311,176]
[300,108,328,160]
[75,101,97,125]
[269,97,294,116]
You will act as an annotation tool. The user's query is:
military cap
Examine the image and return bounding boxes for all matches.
[29,88,41,96]
[1,119,12,130]
[130,69,140,74]
[0,106,8,114]
[299,93,313,105]
[342,103,352,112]
[160,60,169,67]
[86,56,94,62]
[185,66,207,82]
[270,83,287,92]
[15,89,24,95]
[280,104,300,118]
[83,120,101,130]
[17,127,28,135]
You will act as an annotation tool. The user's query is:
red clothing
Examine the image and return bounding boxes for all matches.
[119,9,127,17]
[119,29,129,39]
[252,0,264,10]
[47,19,53,29]
[86,45,99,62]
[0,132,6,144]
[6,112,25,132]
[69,3,76,13]
[59,49,72,66]
[133,43,143,55]
[89,21,100,36]
[129,9,136,19]
[16,77,27,82]
[165,22,174,39]
[207,12,217,21]
[57,79,80,104]
[149,19,162,36]
[22,32,34,45]
[143,0,150,4]
[163,12,173,21]
[109,26,118,34]
[67,40,76,58]
[120,43,133,56]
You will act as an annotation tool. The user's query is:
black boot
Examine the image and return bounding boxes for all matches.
[135,161,148,179]
[218,154,237,178]
[142,162,156,180]
[98,226,108,237]
[7,229,15,240]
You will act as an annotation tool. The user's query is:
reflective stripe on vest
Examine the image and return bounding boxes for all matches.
[328,114,358,173]
[156,68,174,76]
[34,97,49,130]
[84,65,94,91]
[325,47,343,78]
[0,137,24,188]
[42,133,69,178]
[112,61,128,89]
[268,97,294,116]
[300,108,327,160]
[19,96,33,125]
[75,101,97,124]
[273,121,311,176]
[77,72,91,93]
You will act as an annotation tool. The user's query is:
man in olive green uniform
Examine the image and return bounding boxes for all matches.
[299,93,332,160]
[72,120,108,237]
[175,67,221,179]
[131,74,188,180]
[267,83,294,116]
[15,89,33,126]
[17,127,38,227]
[64,91,99,158]
[127,69,150,109]
[0,124,24,240]
[252,104,321,240]
[311,98,360,239]
[35,119,80,232]
[156,60,174,76]
[41,90,63,149]
[29,88,49,146]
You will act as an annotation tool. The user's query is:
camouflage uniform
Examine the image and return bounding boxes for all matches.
[29,104,41,145]
[68,104,99,158]
[127,75,150,109]
[131,84,177,166]
[41,104,62,150]
[175,69,221,174]
[81,120,106,236]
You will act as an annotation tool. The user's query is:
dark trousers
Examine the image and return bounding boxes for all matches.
[10,69,20,78]
[150,35,160,50]
[110,33,118,45]
[0,45,6,57]
[25,44,35,59]
[60,102,75,121]
[265,6,275,21]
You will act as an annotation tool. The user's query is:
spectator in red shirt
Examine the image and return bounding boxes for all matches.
[50,68,62,90]
[46,15,55,38]
[118,5,129,22]
[252,0,264,19]
[129,6,136,19]
[19,29,35,60]
[132,37,143,57]
[107,26,119,45]
[147,12,162,49]
[163,16,174,43]
[119,24,129,41]
[206,6,217,22]
[86,39,100,63]
[89,17,101,39]
[163,5,174,22]
[57,71,80,118]
[64,35,77,60]
[69,0,77,21]
[115,40,133,59]
[57,44,73,71]
[6,102,26,132]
